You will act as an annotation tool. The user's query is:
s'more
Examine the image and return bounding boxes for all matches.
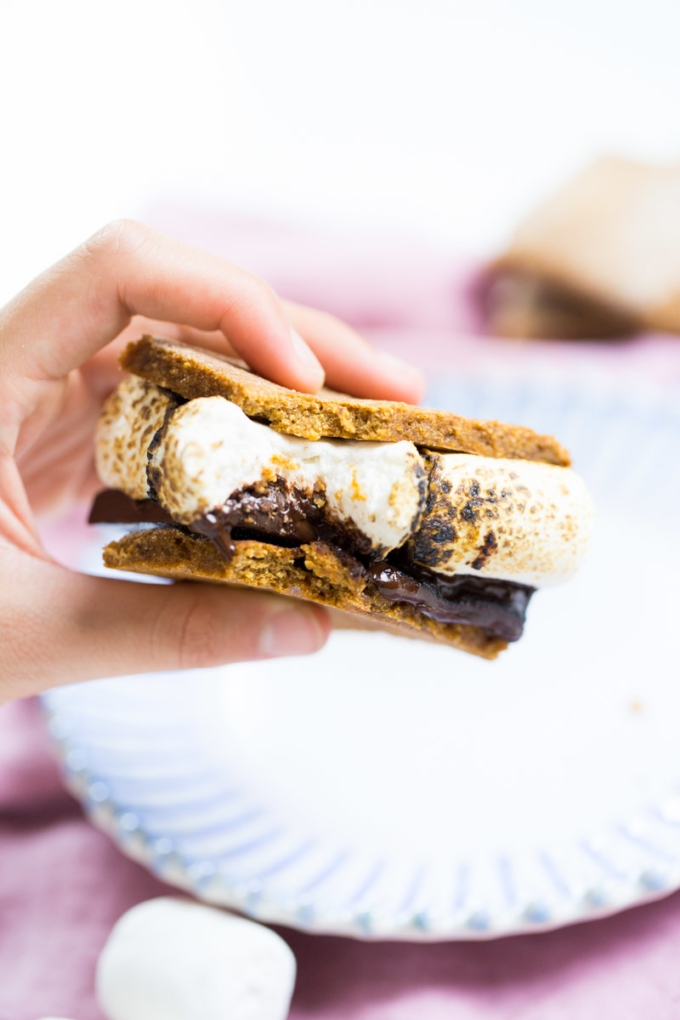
[90,336,593,659]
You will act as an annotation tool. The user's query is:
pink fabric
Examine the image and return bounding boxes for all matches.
[4,699,680,1020]
[5,213,680,1017]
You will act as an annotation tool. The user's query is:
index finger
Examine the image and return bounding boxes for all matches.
[0,220,325,393]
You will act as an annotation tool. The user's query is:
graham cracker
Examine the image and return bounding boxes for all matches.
[104,528,506,660]
[121,335,570,466]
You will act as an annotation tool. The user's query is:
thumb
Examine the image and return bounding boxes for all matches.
[1,547,330,701]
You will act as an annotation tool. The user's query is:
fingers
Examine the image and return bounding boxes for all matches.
[0,546,330,702]
[284,301,426,404]
[84,308,426,405]
[1,220,325,394]
[0,219,425,407]
[111,310,426,403]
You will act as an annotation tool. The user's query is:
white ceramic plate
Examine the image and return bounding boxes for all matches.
[42,366,680,940]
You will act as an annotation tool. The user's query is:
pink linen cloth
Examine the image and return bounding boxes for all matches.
[5,211,680,1018]
[4,698,680,1020]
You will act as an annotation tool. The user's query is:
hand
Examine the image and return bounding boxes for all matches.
[0,220,425,703]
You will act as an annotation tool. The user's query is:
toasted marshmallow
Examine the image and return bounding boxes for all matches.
[410,453,593,587]
[149,395,426,554]
[95,376,174,501]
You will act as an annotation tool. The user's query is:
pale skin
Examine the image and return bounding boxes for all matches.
[0,220,425,704]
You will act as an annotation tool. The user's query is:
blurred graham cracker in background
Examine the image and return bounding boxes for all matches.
[483,156,680,340]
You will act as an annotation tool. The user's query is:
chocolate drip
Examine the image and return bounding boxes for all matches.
[189,482,322,560]
[369,560,533,642]
[90,487,534,641]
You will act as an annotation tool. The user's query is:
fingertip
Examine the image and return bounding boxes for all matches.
[258,604,330,659]
[289,328,326,392]
[373,350,427,404]
[238,325,325,394]
[311,603,333,643]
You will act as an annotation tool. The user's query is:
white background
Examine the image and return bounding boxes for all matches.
[1,0,680,306]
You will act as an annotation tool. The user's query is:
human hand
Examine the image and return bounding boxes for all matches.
[0,220,424,702]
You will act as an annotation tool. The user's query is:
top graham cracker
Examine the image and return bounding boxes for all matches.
[120,336,570,466]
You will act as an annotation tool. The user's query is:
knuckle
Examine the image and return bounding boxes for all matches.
[80,219,151,264]
[233,271,279,313]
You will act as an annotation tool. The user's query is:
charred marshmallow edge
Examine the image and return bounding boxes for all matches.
[412,453,593,587]
[95,375,175,502]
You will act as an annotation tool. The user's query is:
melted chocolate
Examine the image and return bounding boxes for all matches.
[89,489,174,525]
[189,480,375,561]
[189,482,320,559]
[90,487,534,641]
[368,560,532,642]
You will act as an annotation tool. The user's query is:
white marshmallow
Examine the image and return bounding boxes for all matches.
[410,453,594,587]
[149,394,426,554]
[96,898,296,1020]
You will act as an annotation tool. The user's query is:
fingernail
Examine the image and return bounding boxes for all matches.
[290,328,325,391]
[259,608,327,658]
